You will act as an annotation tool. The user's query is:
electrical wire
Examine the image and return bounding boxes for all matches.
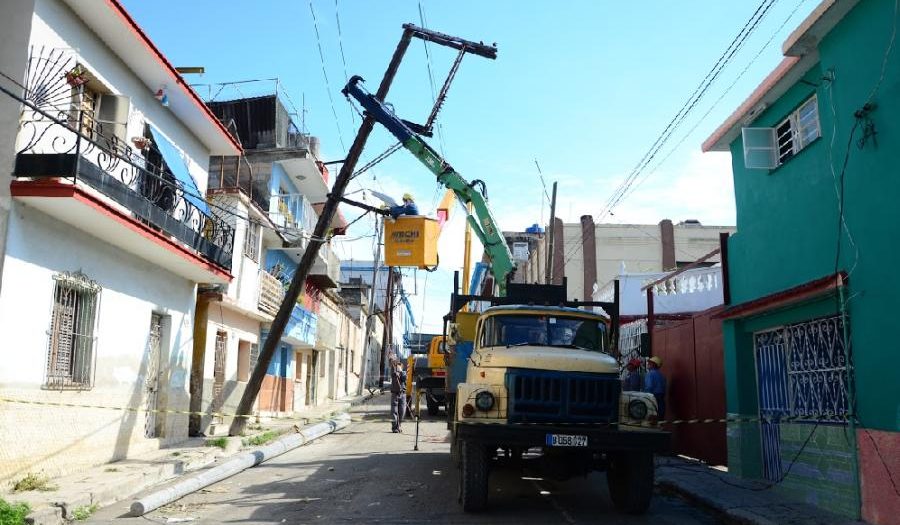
[417,1,447,157]
[309,0,347,152]
[597,0,778,222]
[619,0,812,205]
[333,0,356,125]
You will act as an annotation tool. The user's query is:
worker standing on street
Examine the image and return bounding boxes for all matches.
[643,356,667,419]
[389,193,419,219]
[390,360,407,433]
[623,357,642,392]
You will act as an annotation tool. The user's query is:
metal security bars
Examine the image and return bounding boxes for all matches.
[12,47,235,270]
[45,272,101,389]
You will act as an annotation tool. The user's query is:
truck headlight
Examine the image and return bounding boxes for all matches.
[475,391,495,411]
[628,399,648,420]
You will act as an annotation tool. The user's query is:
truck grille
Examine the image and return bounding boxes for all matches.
[506,368,620,424]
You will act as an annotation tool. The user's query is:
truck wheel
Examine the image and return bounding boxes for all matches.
[459,439,490,512]
[606,451,654,514]
[426,396,440,416]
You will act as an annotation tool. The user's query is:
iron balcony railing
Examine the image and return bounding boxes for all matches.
[10,82,234,270]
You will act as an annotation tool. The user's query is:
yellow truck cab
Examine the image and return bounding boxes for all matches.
[448,299,670,514]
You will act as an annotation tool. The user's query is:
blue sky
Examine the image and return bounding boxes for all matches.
[123,0,818,333]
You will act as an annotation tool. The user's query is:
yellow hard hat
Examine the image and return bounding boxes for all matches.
[402,192,414,201]
[649,356,663,368]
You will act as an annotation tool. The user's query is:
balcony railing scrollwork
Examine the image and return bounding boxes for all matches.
[7,52,234,270]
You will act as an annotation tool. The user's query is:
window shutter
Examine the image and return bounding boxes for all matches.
[96,94,130,143]
[742,127,778,169]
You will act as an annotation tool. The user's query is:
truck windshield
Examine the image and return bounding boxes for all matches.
[480,314,608,353]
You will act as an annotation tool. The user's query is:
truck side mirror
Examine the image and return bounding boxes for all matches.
[639,333,651,357]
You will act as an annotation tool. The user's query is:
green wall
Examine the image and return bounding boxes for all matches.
[726,0,900,432]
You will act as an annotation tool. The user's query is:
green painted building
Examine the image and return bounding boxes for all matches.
[702,1,899,523]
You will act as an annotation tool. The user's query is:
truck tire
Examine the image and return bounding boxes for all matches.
[459,439,490,512]
[426,396,440,416]
[606,451,654,514]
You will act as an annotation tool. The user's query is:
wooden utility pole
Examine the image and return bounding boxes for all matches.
[545,181,558,284]
[228,30,416,436]
[379,266,396,385]
[356,217,383,396]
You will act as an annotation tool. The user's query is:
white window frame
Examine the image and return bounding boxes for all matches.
[742,94,820,170]
[243,222,260,262]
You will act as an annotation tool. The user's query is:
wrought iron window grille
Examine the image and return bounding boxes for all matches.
[45,271,101,390]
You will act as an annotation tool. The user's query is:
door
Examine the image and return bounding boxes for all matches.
[212,331,227,424]
[145,314,162,438]
[754,328,789,481]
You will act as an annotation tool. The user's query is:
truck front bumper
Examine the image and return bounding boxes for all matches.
[456,422,670,453]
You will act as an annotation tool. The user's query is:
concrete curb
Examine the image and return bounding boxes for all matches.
[656,464,868,525]
[656,477,763,525]
[130,413,351,516]
[22,397,370,525]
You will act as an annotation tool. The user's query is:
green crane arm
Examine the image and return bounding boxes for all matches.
[343,77,515,296]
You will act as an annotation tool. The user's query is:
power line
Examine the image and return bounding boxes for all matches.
[309,0,347,152]
[597,0,778,221]
[417,1,447,156]
[333,0,356,125]
[619,0,812,205]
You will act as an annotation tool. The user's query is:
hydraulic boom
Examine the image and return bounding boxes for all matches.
[343,76,515,295]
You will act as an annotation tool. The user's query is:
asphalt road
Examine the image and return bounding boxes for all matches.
[90,395,720,524]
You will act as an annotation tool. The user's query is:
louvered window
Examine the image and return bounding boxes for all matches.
[45,272,101,389]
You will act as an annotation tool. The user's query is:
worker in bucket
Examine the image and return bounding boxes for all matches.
[643,356,667,419]
[388,193,419,219]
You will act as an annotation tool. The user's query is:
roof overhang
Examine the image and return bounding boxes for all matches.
[61,0,242,156]
[702,55,814,152]
[702,0,859,152]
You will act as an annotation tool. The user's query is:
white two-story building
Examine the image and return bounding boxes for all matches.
[0,0,242,480]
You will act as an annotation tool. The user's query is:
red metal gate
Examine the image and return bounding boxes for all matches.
[652,306,726,465]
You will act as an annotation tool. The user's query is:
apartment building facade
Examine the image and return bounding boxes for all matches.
[0,0,241,480]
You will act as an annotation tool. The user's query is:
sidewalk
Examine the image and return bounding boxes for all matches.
[656,457,868,525]
[5,393,375,525]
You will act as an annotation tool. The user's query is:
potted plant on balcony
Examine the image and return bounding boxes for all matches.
[64,65,88,87]
[131,136,152,151]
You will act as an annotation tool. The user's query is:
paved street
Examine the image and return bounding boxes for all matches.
[89,396,718,525]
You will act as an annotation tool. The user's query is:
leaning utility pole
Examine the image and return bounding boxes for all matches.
[228,29,417,436]
[545,181,558,284]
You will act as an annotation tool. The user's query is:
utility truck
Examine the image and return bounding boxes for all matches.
[343,76,670,514]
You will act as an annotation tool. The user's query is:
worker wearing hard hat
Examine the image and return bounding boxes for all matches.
[643,356,667,419]
[389,193,419,219]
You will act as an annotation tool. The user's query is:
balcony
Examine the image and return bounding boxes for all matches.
[258,269,286,317]
[594,266,724,317]
[268,193,317,244]
[11,88,234,282]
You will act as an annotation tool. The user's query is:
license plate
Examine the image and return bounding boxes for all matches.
[545,434,588,447]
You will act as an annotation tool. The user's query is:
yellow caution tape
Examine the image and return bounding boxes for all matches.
[1,396,847,427]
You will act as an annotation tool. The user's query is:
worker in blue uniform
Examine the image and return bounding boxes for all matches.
[389,193,419,218]
[643,356,667,419]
